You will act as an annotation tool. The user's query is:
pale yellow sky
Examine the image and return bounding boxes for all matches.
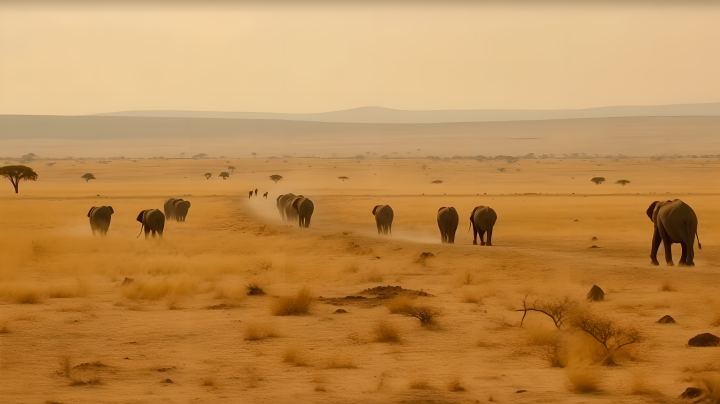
[1,2,719,115]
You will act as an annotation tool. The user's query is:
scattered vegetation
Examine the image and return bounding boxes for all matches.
[269,174,283,183]
[0,165,38,193]
[573,309,643,365]
[204,173,212,180]
[325,355,357,369]
[244,321,279,341]
[271,287,313,316]
[228,166,235,172]
[219,172,230,180]
[246,282,266,296]
[447,378,466,392]
[338,176,349,181]
[81,173,96,182]
[517,295,575,329]
[590,177,606,185]
[372,319,402,343]
[431,180,443,184]
[282,345,310,366]
[386,296,439,325]
[615,179,631,186]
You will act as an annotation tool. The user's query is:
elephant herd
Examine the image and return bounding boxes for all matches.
[436,206,497,245]
[86,198,192,238]
[275,193,314,227]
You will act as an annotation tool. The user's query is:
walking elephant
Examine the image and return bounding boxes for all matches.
[285,195,305,223]
[293,197,314,228]
[647,199,701,266]
[164,198,179,220]
[254,189,258,196]
[469,206,497,246]
[437,207,459,243]
[263,192,268,199]
[276,193,296,220]
[248,191,253,199]
[164,198,191,221]
[136,209,165,238]
[372,205,394,235]
[88,206,114,235]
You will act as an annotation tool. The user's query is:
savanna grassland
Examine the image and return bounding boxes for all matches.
[1,156,720,404]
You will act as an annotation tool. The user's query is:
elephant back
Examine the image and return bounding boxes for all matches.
[375,205,394,223]
[164,198,178,218]
[472,206,497,231]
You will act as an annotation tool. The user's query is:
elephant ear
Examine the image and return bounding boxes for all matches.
[108,206,114,214]
[646,201,659,221]
[438,207,446,212]
[292,198,302,210]
[372,205,380,215]
[186,201,191,208]
[87,207,96,217]
[470,206,482,219]
[136,210,147,222]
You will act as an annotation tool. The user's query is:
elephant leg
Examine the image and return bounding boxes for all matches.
[657,223,674,266]
[486,228,493,246]
[158,230,163,238]
[650,229,661,266]
[479,230,486,246]
[377,224,382,235]
[144,228,150,239]
[678,242,688,266]
[472,221,478,245]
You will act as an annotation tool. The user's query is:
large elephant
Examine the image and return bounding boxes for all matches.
[136,209,165,238]
[276,193,296,220]
[285,195,305,224]
[293,197,314,228]
[87,206,114,235]
[372,205,394,235]
[469,206,497,246]
[437,207,459,243]
[164,198,190,221]
[647,199,701,266]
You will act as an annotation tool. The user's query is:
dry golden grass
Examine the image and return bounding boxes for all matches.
[387,296,439,325]
[122,276,199,300]
[271,287,313,316]
[243,321,279,341]
[371,319,402,343]
[282,345,310,366]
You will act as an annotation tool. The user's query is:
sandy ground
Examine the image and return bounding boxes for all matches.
[1,157,719,404]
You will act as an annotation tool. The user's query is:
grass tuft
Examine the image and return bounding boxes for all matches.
[272,287,313,316]
[372,319,402,343]
[244,321,279,341]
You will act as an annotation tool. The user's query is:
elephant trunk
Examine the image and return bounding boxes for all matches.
[136,223,144,238]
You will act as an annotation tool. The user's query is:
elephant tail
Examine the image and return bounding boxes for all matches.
[697,231,702,249]
[468,220,472,233]
[136,223,144,238]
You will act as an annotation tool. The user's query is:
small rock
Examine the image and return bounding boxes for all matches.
[591,237,598,240]
[121,277,134,286]
[688,333,720,347]
[657,315,676,324]
[333,309,348,314]
[679,387,703,399]
[162,378,173,384]
[516,390,527,393]
[574,219,579,222]
[589,245,601,248]
[587,285,604,301]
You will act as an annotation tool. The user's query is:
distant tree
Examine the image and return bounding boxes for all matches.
[228,166,236,172]
[19,153,36,163]
[192,153,208,160]
[591,177,606,185]
[431,180,443,184]
[219,172,230,180]
[355,154,365,160]
[82,173,96,182]
[615,179,631,186]
[47,162,55,167]
[0,165,38,194]
[252,152,257,159]
[338,176,349,181]
[205,173,212,180]
[269,174,283,183]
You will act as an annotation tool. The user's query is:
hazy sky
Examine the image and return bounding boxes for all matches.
[1,2,719,115]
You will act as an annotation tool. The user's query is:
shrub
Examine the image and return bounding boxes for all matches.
[372,319,401,343]
[573,309,643,365]
[447,378,466,392]
[282,345,310,366]
[272,287,313,316]
[517,294,575,329]
[246,283,266,296]
[386,297,439,325]
[244,322,279,341]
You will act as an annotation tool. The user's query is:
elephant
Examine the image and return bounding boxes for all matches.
[136,209,165,238]
[263,192,268,199]
[469,206,497,246]
[248,191,253,199]
[293,197,314,228]
[164,198,190,221]
[285,195,305,223]
[372,205,394,235]
[87,206,114,235]
[254,189,258,196]
[276,193,296,220]
[647,199,701,266]
[173,200,191,221]
[437,207,459,243]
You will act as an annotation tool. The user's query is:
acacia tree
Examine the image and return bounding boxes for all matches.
[269,174,283,183]
[431,180,443,184]
[338,176,349,182]
[0,165,38,194]
[228,166,236,172]
[205,173,212,180]
[219,172,230,180]
[590,177,606,185]
[615,179,630,186]
[252,152,257,159]
[82,173,96,182]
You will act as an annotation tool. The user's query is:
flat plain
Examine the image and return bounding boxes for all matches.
[1,156,719,404]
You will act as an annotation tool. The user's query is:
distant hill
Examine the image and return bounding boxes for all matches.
[94,103,720,124]
[2,115,719,158]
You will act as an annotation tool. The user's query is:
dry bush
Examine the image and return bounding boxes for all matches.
[325,355,357,369]
[372,319,402,343]
[409,380,432,390]
[246,282,266,296]
[69,378,101,386]
[282,345,310,366]
[659,280,677,292]
[387,297,440,325]
[272,287,313,316]
[201,379,215,387]
[572,308,643,365]
[315,386,326,392]
[386,296,415,314]
[244,321,279,341]
[447,377,466,392]
[566,363,600,393]
[527,325,561,346]
[517,295,575,329]
[122,276,198,300]
[543,339,568,368]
